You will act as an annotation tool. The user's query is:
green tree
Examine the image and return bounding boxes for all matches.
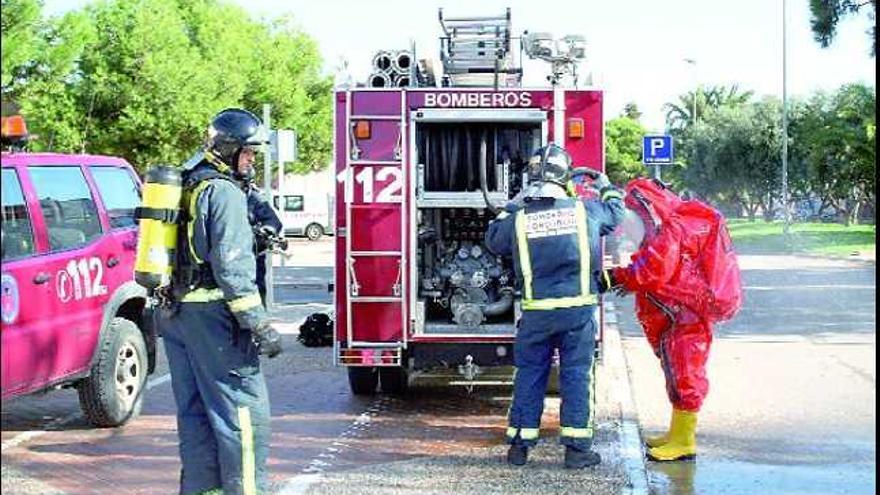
[794,83,875,224]
[621,102,642,121]
[679,99,785,221]
[2,0,95,152]
[1,0,43,89]
[809,0,876,56]
[242,15,332,173]
[4,0,332,174]
[664,84,754,130]
[605,116,648,186]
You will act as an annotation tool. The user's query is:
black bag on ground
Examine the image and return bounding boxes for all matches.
[298,313,333,347]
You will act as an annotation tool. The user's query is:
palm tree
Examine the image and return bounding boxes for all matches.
[664,84,754,130]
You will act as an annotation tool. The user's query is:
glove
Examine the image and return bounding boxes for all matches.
[591,172,611,191]
[258,224,278,237]
[598,268,628,296]
[252,321,283,358]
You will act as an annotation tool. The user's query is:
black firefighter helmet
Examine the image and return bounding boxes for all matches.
[527,143,573,188]
[204,108,266,178]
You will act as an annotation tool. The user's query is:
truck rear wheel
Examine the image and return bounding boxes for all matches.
[348,367,378,395]
[379,367,408,395]
[306,223,323,241]
[78,318,147,427]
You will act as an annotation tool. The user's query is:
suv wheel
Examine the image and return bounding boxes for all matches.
[78,317,147,427]
[306,223,323,241]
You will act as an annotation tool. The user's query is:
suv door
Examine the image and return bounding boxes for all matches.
[1,166,42,396]
[24,165,107,388]
[87,165,141,299]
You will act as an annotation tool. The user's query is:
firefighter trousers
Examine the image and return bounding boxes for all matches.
[507,306,597,451]
[161,301,271,495]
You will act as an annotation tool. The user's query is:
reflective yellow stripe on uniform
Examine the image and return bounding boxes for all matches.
[180,287,224,302]
[187,180,213,264]
[238,406,257,495]
[602,189,624,201]
[560,426,594,438]
[514,212,534,301]
[229,294,262,313]
[561,353,598,440]
[506,427,540,440]
[516,202,595,311]
[589,356,597,430]
[523,294,597,310]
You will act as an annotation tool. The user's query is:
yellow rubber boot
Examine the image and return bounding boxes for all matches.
[644,412,674,448]
[647,409,697,461]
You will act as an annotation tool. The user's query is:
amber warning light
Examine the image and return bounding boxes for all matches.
[354,121,371,140]
[567,118,584,139]
[1,115,29,140]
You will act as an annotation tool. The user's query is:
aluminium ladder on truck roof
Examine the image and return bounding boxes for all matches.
[438,8,522,88]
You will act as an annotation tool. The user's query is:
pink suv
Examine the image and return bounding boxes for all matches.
[1,151,156,427]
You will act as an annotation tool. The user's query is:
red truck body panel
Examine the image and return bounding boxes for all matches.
[334,88,604,367]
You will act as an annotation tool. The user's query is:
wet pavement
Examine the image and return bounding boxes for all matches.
[3,238,875,494]
[615,253,876,495]
[1,239,634,494]
[1,320,631,494]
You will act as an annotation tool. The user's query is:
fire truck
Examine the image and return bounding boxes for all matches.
[333,9,606,395]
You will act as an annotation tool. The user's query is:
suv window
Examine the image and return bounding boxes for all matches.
[1,168,36,260]
[90,166,141,229]
[29,166,102,251]
[274,195,304,212]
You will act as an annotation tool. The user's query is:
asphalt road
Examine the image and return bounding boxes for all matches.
[2,238,875,494]
[1,239,629,494]
[615,254,876,495]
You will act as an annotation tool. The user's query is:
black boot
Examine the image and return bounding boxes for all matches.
[507,445,529,466]
[564,446,601,469]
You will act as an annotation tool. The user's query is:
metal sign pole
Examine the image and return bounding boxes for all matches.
[262,103,274,310]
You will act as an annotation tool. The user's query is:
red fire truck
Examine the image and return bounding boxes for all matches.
[333,10,606,394]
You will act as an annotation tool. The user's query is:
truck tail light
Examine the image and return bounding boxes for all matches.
[1,115,29,139]
[567,118,584,139]
[354,120,371,139]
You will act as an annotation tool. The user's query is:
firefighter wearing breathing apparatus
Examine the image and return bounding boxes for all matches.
[156,108,282,495]
[485,144,624,469]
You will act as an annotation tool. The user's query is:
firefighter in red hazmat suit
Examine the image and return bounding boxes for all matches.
[601,178,742,462]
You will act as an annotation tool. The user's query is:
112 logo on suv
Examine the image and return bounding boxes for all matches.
[56,257,108,303]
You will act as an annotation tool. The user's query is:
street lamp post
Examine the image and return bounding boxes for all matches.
[781,0,791,235]
[684,58,698,124]
[684,58,699,180]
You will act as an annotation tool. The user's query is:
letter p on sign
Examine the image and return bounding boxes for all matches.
[642,135,673,164]
[651,138,664,155]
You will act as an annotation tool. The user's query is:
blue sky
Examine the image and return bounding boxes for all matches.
[44,0,876,131]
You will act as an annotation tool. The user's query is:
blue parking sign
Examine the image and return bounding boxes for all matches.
[643,135,673,164]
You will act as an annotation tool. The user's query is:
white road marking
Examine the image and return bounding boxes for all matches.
[277,474,323,495]
[279,396,391,493]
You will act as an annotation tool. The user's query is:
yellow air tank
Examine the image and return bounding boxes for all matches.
[135,165,182,290]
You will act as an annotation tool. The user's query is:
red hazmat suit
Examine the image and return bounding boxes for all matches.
[612,179,742,412]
